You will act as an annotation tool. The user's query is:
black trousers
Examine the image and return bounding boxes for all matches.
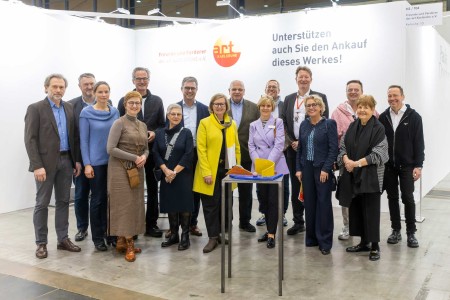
[256,184,279,235]
[237,160,253,225]
[201,167,230,238]
[384,165,416,233]
[302,161,333,251]
[190,148,202,226]
[349,193,381,243]
[286,147,305,225]
[145,152,159,230]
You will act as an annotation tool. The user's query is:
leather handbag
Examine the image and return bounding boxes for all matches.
[126,167,140,188]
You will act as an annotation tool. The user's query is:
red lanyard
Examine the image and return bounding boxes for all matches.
[295,95,304,110]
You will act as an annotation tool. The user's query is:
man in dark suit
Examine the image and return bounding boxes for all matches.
[24,74,82,259]
[117,67,165,238]
[176,76,210,237]
[68,73,96,242]
[228,80,260,232]
[280,66,329,235]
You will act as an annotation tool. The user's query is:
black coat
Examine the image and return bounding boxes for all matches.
[152,124,194,213]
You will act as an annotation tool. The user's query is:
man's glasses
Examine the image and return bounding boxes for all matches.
[183,87,197,91]
[134,77,149,82]
[230,88,244,92]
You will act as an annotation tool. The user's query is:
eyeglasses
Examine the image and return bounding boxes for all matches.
[127,101,141,106]
[230,88,244,92]
[169,113,182,117]
[306,103,318,108]
[183,87,197,91]
[134,77,149,82]
[213,103,226,107]
[266,85,278,90]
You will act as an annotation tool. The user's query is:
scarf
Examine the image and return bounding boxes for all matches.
[337,116,384,206]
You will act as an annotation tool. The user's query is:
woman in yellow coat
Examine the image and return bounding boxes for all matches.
[193,93,240,253]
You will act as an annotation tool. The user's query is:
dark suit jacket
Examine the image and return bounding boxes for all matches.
[24,98,77,173]
[176,100,210,130]
[281,90,329,144]
[228,99,260,163]
[118,89,165,133]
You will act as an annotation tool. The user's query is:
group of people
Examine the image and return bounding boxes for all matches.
[24,65,424,263]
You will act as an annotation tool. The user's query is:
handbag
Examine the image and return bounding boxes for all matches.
[126,167,140,188]
[120,160,140,189]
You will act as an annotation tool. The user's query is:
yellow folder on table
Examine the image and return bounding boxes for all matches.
[255,158,275,176]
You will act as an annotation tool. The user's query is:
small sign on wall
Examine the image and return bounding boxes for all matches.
[406,3,442,27]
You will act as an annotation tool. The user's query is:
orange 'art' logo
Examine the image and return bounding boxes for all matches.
[213,37,241,67]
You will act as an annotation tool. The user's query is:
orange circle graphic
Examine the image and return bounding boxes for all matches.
[213,37,241,68]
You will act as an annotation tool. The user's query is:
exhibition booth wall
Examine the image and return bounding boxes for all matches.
[0,1,448,213]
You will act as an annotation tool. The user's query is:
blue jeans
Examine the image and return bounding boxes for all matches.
[74,169,90,231]
[89,165,108,245]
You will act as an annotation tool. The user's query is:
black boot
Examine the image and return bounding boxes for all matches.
[162,213,179,247]
[178,212,191,251]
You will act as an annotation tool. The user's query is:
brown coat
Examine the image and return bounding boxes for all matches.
[24,98,77,172]
[107,116,149,236]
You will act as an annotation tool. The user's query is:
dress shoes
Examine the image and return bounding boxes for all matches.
[35,244,48,259]
[95,242,108,252]
[387,230,402,244]
[267,237,275,249]
[287,223,305,235]
[346,244,371,252]
[258,232,269,242]
[320,248,331,255]
[239,223,256,233]
[57,238,81,252]
[161,234,180,247]
[369,249,380,261]
[74,230,88,242]
[145,226,163,238]
[190,225,203,236]
[203,238,219,253]
[407,233,419,248]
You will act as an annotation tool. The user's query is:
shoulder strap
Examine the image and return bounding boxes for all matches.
[164,128,184,160]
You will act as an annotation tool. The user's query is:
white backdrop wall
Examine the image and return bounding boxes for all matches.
[136,2,406,113]
[0,1,448,214]
[0,3,134,213]
[405,26,450,195]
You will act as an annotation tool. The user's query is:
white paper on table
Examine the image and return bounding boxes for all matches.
[227,144,236,168]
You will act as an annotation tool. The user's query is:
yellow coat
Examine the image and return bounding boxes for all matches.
[193,113,241,196]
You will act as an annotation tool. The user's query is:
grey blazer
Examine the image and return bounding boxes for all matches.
[24,98,77,173]
[228,99,260,163]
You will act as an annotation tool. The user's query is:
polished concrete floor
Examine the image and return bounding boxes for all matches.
[1,174,450,300]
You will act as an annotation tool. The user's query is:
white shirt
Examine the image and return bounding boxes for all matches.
[182,100,198,147]
[293,90,310,139]
[390,104,407,132]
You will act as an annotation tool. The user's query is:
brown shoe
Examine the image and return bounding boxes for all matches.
[190,225,203,237]
[125,238,136,262]
[35,244,48,259]
[203,238,218,253]
[57,238,81,252]
[116,236,127,253]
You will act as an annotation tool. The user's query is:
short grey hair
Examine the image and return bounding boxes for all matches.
[166,103,182,115]
[132,67,150,79]
[181,76,198,88]
[78,73,95,83]
[44,74,68,88]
